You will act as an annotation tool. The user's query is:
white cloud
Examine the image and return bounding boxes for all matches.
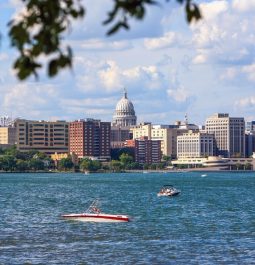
[99,61,122,91]
[242,64,255,81]
[199,1,228,21]
[220,67,238,80]
[235,96,255,108]
[192,53,207,64]
[77,39,132,51]
[144,32,178,50]
[2,83,59,119]
[232,0,255,12]
[167,87,190,103]
[75,58,167,93]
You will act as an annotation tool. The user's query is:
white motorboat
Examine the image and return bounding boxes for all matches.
[157,185,181,197]
[61,199,130,222]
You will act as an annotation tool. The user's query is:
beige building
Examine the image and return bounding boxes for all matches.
[177,131,215,158]
[131,123,183,158]
[15,119,69,154]
[0,127,16,145]
[205,113,245,157]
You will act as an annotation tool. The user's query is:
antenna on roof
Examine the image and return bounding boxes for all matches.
[185,113,188,125]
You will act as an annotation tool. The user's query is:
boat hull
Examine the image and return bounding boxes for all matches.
[157,191,180,197]
[62,213,130,222]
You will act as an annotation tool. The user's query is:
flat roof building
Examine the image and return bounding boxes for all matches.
[15,119,69,154]
[69,119,111,159]
[177,131,215,159]
[205,113,245,158]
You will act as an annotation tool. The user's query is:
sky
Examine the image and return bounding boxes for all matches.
[0,0,255,126]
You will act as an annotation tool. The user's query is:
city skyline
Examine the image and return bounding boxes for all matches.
[0,1,255,125]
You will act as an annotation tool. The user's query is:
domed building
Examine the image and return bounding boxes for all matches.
[112,89,137,127]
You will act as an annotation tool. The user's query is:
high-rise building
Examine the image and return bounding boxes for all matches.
[134,136,161,164]
[0,127,16,145]
[15,119,69,154]
[205,113,245,158]
[112,89,137,127]
[177,131,215,158]
[69,119,111,159]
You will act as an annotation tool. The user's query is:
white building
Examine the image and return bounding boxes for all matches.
[177,131,215,158]
[205,113,245,158]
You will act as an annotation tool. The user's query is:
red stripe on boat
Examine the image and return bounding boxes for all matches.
[62,214,129,221]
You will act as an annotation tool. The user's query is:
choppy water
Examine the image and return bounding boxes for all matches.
[0,172,254,265]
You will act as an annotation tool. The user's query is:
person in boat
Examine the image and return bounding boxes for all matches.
[92,207,101,214]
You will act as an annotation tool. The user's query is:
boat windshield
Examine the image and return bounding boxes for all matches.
[86,199,101,214]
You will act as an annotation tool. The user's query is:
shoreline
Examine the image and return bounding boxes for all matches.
[0,168,254,174]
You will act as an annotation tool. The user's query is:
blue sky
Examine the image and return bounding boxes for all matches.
[0,0,255,125]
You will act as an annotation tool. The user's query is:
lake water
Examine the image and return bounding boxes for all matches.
[0,172,254,264]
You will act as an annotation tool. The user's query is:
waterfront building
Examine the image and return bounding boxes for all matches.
[134,136,161,164]
[15,119,69,154]
[172,156,254,170]
[69,119,111,160]
[131,122,196,158]
[112,89,137,127]
[0,126,16,145]
[177,130,215,158]
[205,113,245,158]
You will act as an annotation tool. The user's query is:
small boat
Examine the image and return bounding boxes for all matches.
[61,199,130,222]
[201,174,207,177]
[157,185,181,197]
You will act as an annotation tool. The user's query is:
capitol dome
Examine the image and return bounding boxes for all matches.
[112,90,137,127]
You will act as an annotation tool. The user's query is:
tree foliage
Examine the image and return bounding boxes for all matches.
[59,157,74,171]
[80,158,101,172]
[7,0,201,80]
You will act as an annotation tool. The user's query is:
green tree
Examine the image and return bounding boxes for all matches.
[157,163,165,169]
[119,153,133,167]
[80,158,101,172]
[4,146,18,157]
[150,163,157,170]
[6,0,200,80]
[59,157,74,171]
[16,159,29,171]
[1,155,17,171]
[246,163,252,170]
[0,148,4,155]
[29,158,45,171]
[110,160,123,172]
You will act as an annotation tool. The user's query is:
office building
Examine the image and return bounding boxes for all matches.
[15,119,69,154]
[69,119,111,159]
[177,131,215,158]
[131,123,195,158]
[205,113,245,157]
[134,136,161,164]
